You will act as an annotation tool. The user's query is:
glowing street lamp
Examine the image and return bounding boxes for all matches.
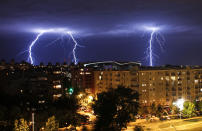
[87,95,93,103]
[173,99,185,111]
[173,98,185,119]
[88,95,93,101]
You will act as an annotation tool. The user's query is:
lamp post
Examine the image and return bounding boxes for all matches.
[31,108,36,131]
[32,113,34,131]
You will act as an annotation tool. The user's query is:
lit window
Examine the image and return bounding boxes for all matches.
[99,75,102,80]
[161,77,163,80]
[53,94,62,98]
[142,84,146,86]
[53,71,61,74]
[38,100,45,104]
[171,76,176,81]
[54,85,61,89]
[142,89,147,92]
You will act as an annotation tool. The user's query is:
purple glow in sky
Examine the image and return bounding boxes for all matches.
[0,0,202,65]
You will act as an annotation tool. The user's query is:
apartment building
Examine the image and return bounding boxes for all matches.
[84,61,140,94]
[138,66,202,106]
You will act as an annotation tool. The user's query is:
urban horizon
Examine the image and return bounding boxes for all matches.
[2,59,202,67]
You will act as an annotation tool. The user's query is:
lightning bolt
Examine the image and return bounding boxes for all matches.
[29,32,44,65]
[149,29,155,66]
[28,29,80,65]
[144,26,165,66]
[67,32,78,65]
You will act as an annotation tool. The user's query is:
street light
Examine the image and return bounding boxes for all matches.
[88,95,93,101]
[87,95,93,103]
[173,98,185,119]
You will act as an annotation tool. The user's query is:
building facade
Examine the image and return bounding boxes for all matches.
[81,62,202,106]
[1,60,202,107]
[135,66,202,106]
[83,61,140,94]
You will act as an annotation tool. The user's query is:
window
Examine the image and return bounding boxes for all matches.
[171,76,176,81]
[142,90,147,92]
[53,85,61,89]
[99,75,102,80]
[142,84,146,86]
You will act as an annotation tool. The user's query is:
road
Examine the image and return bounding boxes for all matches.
[59,116,202,131]
[125,116,202,131]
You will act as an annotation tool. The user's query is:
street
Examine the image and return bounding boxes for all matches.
[125,116,202,131]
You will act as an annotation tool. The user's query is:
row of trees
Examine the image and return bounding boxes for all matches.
[14,116,59,131]
[138,103,167,117]
[138,101,202,119]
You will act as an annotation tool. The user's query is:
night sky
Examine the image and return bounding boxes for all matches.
[0,0,202,66]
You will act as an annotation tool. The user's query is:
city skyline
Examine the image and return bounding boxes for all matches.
[1,0,202,65]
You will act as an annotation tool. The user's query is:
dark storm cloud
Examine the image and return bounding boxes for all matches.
[0,0,202,36]
[1,0,202,65]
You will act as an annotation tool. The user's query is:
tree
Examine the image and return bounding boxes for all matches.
[44,116,59,131]
[194,101,202,114]
[182,101,196,118]
[14,118,29,131]
[93,86,139,131]
[199,101,202,113]
[150,103,157,115]
[156,104,163,118]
